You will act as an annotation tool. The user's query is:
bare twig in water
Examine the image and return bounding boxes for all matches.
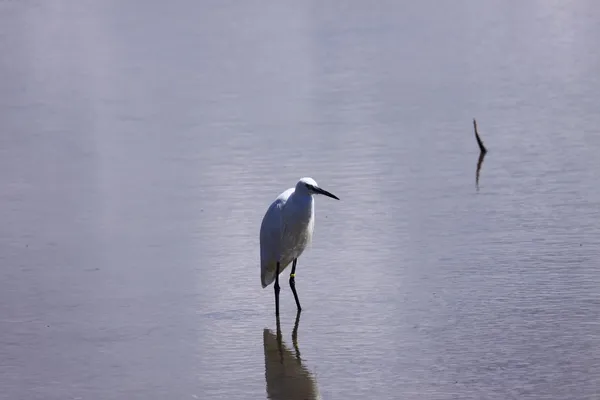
[473,118,487,154]
[473,118,487,191]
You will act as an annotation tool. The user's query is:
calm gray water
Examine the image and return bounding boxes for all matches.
[2,1,600,399]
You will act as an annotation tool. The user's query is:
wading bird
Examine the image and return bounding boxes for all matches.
[260,177,339,316]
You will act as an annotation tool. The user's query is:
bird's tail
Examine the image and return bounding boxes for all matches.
[261,261,277,288]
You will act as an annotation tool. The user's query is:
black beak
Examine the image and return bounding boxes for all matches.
[313,186,340,200]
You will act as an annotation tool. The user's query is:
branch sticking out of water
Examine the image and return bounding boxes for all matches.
[473,118,487,191]
[473,118,487,154]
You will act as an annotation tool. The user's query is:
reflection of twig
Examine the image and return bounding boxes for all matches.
[476,150,486,191]
[473,118,487,154]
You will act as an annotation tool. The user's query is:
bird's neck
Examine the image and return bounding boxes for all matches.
[291,192,314,212]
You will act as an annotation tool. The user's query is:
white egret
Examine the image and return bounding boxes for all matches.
[260,177,340,315]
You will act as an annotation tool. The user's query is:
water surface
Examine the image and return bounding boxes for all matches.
[1,1,600,399]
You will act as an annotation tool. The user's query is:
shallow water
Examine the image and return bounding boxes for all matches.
[1,1,600,399]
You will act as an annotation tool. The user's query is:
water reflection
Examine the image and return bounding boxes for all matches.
[476,150,486,191]
[263,312,320,400]
[473,118,487,191]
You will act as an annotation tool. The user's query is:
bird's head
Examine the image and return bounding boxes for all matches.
[296,177,340,200]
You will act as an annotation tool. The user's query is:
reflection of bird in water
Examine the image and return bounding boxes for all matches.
[473,118,488,191]
[263,312,321,400]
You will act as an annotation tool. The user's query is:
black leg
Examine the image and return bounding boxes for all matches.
[274,261,281,316]
[289,258,302,312]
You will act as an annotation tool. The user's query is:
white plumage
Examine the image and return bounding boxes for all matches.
[259,177,339,315]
